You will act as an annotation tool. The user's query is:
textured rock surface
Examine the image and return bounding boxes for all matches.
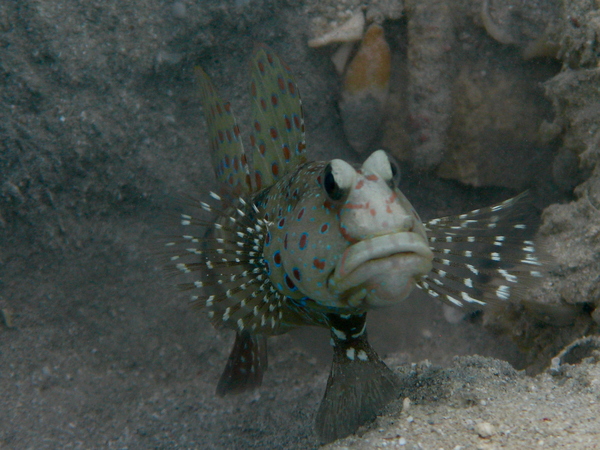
[325,354,600,450]
[438,56,556,190]
[404,0,455,169]
[378,0,562,191]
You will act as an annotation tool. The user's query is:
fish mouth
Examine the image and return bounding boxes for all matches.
[327,232,433,308]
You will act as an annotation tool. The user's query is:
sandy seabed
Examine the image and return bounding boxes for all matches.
[1,0,599,448]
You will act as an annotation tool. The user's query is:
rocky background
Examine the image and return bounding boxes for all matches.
[1,0,599,448]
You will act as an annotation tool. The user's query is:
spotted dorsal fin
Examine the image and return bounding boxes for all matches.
[195,66,252,197]
[249,45,307,191]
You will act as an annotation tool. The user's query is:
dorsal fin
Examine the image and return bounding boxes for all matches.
[249,45,307,191]
[195,66,253,198]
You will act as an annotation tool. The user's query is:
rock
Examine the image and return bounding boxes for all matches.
[437,60,554,190]
[406,0,455,169]
[474,421,495,438]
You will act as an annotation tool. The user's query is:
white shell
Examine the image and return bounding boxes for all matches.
[308,11,365,48]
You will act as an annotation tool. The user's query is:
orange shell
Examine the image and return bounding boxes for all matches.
[342,24,391,96]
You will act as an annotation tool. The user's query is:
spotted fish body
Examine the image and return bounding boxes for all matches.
[163,46,547,443]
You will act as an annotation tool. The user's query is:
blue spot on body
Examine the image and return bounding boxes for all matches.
[295,297,308,307]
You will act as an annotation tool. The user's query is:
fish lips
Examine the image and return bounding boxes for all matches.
[327,232,433,308]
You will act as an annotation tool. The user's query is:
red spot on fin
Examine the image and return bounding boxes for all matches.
[255,172,262,190]
[282,145,291,161]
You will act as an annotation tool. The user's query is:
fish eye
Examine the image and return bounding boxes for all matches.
[323,164,344,201]
[322,160,355,202]
[361,150,400,189]
[389,156,401,189]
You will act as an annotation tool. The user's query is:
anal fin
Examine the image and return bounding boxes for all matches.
[216,331,268,396]
[316,314,400,443]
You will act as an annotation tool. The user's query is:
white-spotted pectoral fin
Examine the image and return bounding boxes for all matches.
[421,192,553,309]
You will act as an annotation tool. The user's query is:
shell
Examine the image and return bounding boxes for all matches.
[339,24,391,154]
[308,11,365,48]
[331,42,354,76]
[480,0,517,45]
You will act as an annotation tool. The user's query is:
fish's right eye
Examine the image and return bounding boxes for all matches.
[322,160,355,202]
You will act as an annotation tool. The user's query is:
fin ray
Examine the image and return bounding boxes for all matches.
[420,192,551,309]
[217,331,268,396]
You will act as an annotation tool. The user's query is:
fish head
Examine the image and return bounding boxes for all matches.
[263,150,433,311]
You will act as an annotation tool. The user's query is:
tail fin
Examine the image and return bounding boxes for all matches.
[316,316,399,443]
[216,331,268,396]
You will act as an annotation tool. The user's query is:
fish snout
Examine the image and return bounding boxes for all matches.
[327,231,433,308]
[399,214,415,233]
[341,204,417,241]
